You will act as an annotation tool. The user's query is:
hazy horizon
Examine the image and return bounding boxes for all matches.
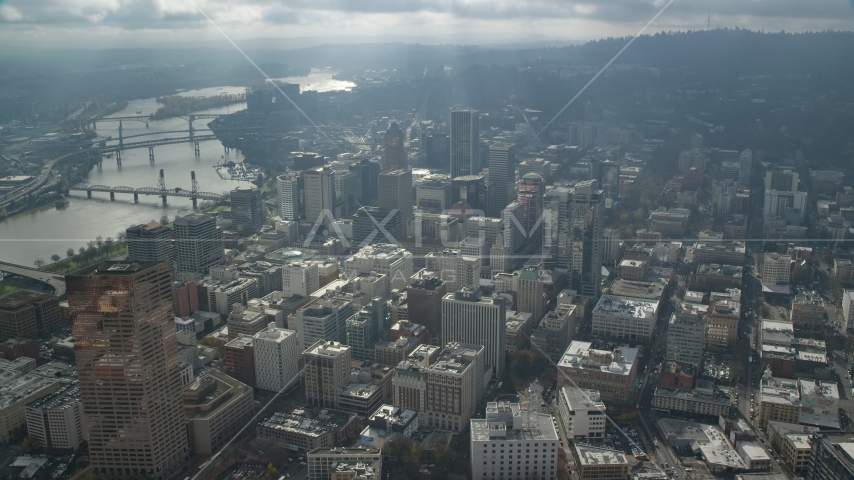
[0,0,853,50]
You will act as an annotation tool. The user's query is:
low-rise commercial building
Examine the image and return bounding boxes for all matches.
[557,341,639,404]
[470,402,559,480]
[790,293,827,331]
[656,418,748,473]
[652,384,732,418]
[359,405,418,449]
[758,370,801,429]
[307,446,382,480]
[705,298,740,350]
[737,441,771,471]
[182,371,254,455]
[25,383,86,451]
[256,407,357,451]
[591,295,658,342]
[766,421,816,474]
[556,387,606,439]
[573,445,630,480]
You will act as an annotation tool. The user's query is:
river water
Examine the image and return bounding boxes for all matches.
[0,69,355,266]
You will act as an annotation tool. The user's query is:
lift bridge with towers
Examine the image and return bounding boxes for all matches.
[68,169,228,208]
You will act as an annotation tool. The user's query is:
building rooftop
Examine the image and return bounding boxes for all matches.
[308,446,382,456]
[253,324,296,343]
[653,386,732,407]
[368,404,417,428]
[0,290,55,309]
[574,445,629,466]
[259,407,353,438]
[470,402,558,442]
[697,263,743,278]
[225,334,254,349]
[559,386,605,411]
[593,295,658,319]
[558,341,639,376]
[27,382,80,410]
[183,370,251,419]
[304,341,350,358]
[607,279,665,300]
[738,441,770,462]
[429,342,482,375]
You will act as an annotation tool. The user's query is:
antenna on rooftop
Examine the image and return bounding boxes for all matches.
[707,14,711,31]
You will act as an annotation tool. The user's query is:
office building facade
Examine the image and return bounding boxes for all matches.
[173,213,225,274]
[450,109,480,178]
[67,262,189,478]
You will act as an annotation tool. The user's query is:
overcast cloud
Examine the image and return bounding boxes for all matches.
[0,0,852,48]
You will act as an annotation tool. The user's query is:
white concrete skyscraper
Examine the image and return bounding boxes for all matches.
[277,173,300,221]
[450,109,480,178]
[441,287,506,378]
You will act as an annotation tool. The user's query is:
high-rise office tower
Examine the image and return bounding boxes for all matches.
[543,186,571,271]
[67,262,188,478]
[423,131,450,168]
[765,167,799,192]
[590,159,620,197]
[350,159,381,205]
[126,222,173,266]
[518,173,545,245]
[230,186,265,233]
[738,149,753,188]
[487,143,517,217]
[352,207,402,247]
[277,173,301,221]
[407,275,446,343]
[502,200,524,254]
[711,179,737,222]
[450,110,480,178]
[303,166,337,229]
[416,180,453,213]
[441,288,507,378]
[450,174,488,213]
[378,169,413,239]
[602,228,620,267]
[518,266,545,323]
[173,213,225,274]
[569,180,605,299]
[382,122,407,172]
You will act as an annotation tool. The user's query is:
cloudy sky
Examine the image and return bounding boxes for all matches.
[0,0,852,49]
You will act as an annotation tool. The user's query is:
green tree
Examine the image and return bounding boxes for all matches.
[198,337,226,356]
[22,436,40,453]
[67,248,76,258]
[50,254,61,263]
[265,463,278,480]
[33,259,46,269]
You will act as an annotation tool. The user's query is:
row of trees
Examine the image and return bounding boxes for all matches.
[34,231,128,269]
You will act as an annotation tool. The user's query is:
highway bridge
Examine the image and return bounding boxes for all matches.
[0,261,66,297]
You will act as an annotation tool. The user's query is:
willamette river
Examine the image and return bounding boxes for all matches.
[0,69,355,266]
